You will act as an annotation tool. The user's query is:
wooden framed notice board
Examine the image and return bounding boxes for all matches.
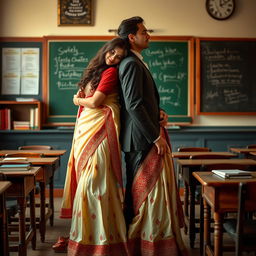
[196,37,256,115]
[0,37,44,101]
[44,36,194,126]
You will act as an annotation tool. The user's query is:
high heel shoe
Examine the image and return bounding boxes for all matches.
[52,236,69,253]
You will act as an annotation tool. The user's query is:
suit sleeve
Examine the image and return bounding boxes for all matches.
[119,60,159,143]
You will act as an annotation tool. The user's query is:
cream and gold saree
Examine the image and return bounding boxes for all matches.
[127,129,188,256]
[60,93,128,256]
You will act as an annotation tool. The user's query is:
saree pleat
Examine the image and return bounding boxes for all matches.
[127,128,188,256]
[60,94,128,256]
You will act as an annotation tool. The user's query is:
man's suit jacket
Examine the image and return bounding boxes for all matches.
[119,51,161,152]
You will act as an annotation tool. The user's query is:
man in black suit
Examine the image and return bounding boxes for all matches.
[118,16,169,226]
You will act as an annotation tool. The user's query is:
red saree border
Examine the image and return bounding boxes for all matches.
[128,237,188,256]
[103,107,123,189]
[68,239,128,256]
[132,146,163,215]
[76,123,107,181]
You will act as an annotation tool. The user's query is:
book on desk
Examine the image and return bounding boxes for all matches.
[0,163,31,171]
[212,169,252,179]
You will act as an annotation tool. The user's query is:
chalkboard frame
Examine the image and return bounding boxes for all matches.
[44,36,195,126]
[196,37,256,115]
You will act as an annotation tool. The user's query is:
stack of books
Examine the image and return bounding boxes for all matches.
[212,169,252,179]
[0,163,31,171]
[13,121,30,130]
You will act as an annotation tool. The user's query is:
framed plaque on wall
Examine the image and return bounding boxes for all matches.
[58,0,93,26]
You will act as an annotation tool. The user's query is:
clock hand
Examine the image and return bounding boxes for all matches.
[222,0,231,6]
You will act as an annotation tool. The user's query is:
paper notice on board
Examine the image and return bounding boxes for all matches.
[1,72,21,95]
[21,71,39,95]
[2,48,21,72]
[21,48,39,71]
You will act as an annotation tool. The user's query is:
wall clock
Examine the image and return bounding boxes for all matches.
[206,0,235,20]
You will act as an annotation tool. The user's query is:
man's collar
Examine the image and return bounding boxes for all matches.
[130,49,143,60]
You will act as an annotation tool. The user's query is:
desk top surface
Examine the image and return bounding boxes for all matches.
[0,166,42,176]
[193,171,256,186]
[177,158,256,166]
[0,149,66,156]
[0,181,12,194]
[0,157,59,165]
[172,151,236,158]
[230,147,256,153]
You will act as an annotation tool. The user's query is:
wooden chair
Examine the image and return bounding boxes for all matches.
[18,145,53,150]
[5,152,43,158]
[223,182,256,256]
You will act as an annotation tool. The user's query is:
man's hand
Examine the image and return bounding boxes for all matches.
[159,110,168,127]
[154,137,168,155]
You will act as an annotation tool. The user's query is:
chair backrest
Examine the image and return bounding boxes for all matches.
[18,145,52,150]
[178,147,211,152]
[225,182,256,255]
[5,152,43,158]
[190,154,233,159]
[247,144,256,149]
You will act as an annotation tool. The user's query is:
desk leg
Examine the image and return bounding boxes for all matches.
[49,175,54,226]
[39,181,46,242]
[189,183,196,248]
[29,189,36,250]
[17,197,27,256]
[213,212,223,256]
[203,199,211,256]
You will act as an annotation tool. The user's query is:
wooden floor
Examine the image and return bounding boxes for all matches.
[9,197,238,256]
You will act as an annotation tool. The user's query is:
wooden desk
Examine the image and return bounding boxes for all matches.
[176,158,256,250]
[193,172,256,256]
[0,149,66,157]
[0,167,41,256]
[172,152,236,159]
[0,181,12,256]
[249,152,256,159]
[0,157,59,242]
[229,147,256,158]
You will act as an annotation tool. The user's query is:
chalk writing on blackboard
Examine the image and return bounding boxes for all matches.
[53,45,88,90]
[144,43,188,115]
[199,40,256,113]
[46,37,193,125]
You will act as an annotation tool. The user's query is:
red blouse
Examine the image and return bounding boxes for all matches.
[96,67,118,95]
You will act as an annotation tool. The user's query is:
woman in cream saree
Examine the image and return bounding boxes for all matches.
[59,38,128,256]
[127,128,188,256]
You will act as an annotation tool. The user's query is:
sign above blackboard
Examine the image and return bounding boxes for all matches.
[196,38,256,115]
[44,36,194,126]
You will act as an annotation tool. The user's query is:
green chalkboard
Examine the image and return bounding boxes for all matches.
[45,36,194,125]
[196,38,256,115]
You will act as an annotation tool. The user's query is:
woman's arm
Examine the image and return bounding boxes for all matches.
[73,91,106,108]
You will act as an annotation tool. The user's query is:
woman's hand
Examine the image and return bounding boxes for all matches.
[159,110,168,127]
[73,95,80,106]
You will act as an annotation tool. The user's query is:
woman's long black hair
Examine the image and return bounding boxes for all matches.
[78,37,127,92]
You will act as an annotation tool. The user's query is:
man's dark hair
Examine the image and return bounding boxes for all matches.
[117,16,144,47]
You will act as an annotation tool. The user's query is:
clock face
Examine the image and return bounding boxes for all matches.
[206,0,235,20]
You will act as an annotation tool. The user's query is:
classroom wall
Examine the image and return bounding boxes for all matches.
[1,0,256,126]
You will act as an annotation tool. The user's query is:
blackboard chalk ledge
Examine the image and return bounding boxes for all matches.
[168,126,181,129]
